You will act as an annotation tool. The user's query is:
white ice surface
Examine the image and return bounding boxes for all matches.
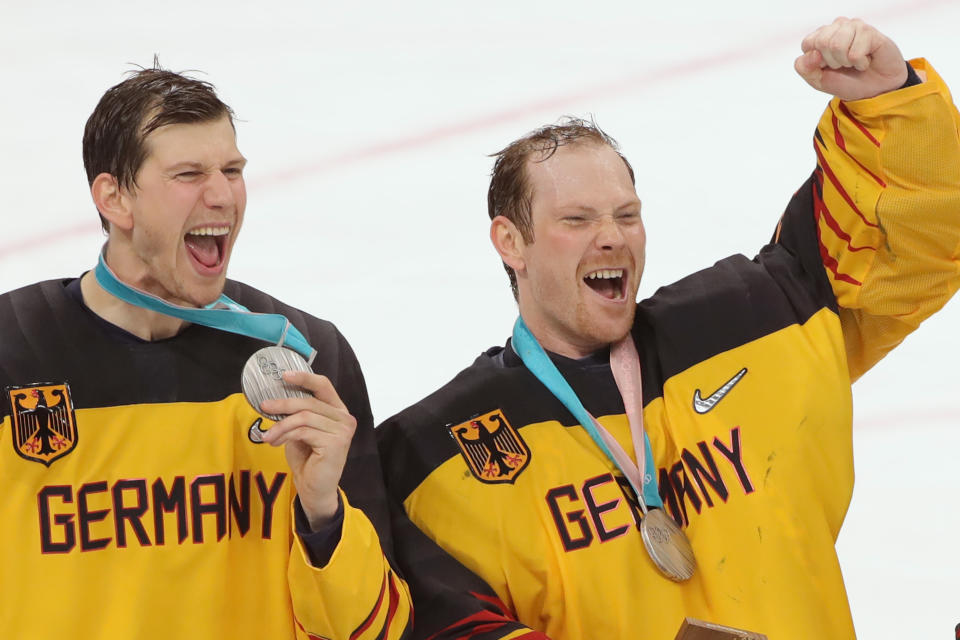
[1,0,958,636]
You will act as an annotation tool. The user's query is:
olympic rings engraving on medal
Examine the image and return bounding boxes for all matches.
[242,346,313,421]
[257,355,284,380]
[640,509,696,582]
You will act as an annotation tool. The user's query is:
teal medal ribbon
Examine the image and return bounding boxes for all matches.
[511,316,662,509]
[94,248,317,364]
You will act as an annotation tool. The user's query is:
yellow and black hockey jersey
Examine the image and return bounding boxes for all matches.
[378,59,960,639]
[0,279,412,640]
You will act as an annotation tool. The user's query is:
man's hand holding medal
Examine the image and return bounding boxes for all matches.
[260,370,357,530]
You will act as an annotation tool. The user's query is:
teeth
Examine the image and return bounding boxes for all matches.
[586,269,624,280]
[187,226,230,237]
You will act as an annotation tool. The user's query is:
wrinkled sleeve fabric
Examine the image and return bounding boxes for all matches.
[774,58,960,381]
[286,329,413,640]
[288,492,411,640]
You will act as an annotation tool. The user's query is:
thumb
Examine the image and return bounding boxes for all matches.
[795,50,824,87]
[794,50,823,74]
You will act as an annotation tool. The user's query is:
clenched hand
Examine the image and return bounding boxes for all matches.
[795,17,909,101]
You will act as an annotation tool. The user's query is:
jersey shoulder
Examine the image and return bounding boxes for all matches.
[0,278,84,362]
[377,346,523,499]
[380,346,508,434]
[223,279,357,374]
[637,247,836,384]
[224,280,341,348]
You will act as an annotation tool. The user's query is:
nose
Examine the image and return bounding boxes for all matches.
[595,215,626,250]
[203,170,235,209]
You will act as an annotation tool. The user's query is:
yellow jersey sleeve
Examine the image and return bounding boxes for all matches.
[809,58,960,380]
[288,491,412,640]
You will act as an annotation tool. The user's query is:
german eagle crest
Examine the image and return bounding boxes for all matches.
[449,409,530,484]
[7,382,78,466]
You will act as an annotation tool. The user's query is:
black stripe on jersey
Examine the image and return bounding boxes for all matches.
[772,173,838,315]
[0,279,344,412]
[349,571,387,639]
[424,609,545,640]
[389,497,537,639]
[379,572,402,640]
[378,353,632,502]
[379,172,837,503]
[469,627,547,640]
[637,176,835,389]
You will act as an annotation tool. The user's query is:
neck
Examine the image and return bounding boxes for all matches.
[534,331,603,359]
[81,255,189,342]
[518,311,605,360]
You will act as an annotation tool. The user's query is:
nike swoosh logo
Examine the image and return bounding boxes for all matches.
[692,368,748,414]
[248,418,267,443]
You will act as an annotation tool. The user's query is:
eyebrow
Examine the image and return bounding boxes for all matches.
[166,161,204,172]
[556,199,642,213]
[166,157,247,172]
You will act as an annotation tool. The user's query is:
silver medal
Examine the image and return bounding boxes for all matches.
[640,508,696,582]
[241,346,312,421]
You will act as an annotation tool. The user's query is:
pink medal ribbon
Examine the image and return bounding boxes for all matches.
[511,317,695,580]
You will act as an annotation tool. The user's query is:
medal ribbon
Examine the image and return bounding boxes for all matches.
[512,317,662,509]
[94,248,317,364]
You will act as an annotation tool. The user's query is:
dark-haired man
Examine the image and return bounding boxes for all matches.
[378,18,960,639]
[0,67,543,640]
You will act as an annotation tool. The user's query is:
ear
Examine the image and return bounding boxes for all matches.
[490,215,527,274]
[91,173,134,232]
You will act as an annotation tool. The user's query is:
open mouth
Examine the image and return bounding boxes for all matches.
[583,268,626,301]
[184,225,230,271]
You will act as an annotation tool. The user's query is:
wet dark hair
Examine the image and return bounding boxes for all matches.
[82,61,234,232]
[487,117,635,300]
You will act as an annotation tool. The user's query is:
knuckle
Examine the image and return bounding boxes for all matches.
[294,409,315,424]
[339,412,358,434]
